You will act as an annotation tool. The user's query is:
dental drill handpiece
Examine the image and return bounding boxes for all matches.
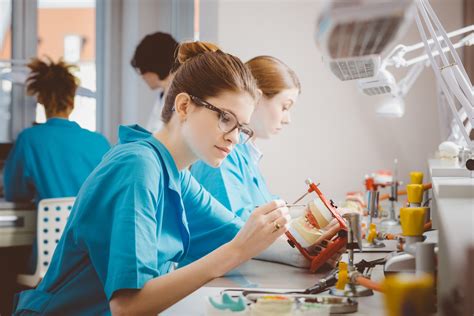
[367,190,379,225]
[343,212,363,269]
[389,159,399,221]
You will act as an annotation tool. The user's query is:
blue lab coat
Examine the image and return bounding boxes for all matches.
[4,118,110,204]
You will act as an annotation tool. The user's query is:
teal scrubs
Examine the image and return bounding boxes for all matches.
[191,142,277,222]
[4,118,111,204]
[13,125,243,315]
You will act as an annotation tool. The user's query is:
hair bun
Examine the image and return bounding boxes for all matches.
[177,41,221,64]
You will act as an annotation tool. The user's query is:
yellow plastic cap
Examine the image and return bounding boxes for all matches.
[410,171,424,184]
[335,262,349,290]
[367,223,377,243]
[400,207,426,236]
[383,273,434,316]
[407,184,423,204]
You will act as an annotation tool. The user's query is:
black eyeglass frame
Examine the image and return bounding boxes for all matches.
[189,94,254,143]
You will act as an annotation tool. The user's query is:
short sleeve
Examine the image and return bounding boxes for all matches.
[3,132,35,202]
[180,170,244,263]
[75,151,160,300]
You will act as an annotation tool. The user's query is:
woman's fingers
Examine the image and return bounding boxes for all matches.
[254,200,286,216]
[273,214,291,231]
[265,206,290,223]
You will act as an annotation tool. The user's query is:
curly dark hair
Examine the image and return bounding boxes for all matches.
[26,57,80,117]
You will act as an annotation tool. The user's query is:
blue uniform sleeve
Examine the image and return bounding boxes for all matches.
[75,152,160,300]
[180,170,244,263]
[190,157,254,221]
[3,132,35,202]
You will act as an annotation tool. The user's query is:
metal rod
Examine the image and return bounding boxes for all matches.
[293,191,309,205]
[285,204,307,208]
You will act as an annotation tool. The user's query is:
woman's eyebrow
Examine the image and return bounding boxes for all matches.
[219,106,250,125]
[220,106,236,116]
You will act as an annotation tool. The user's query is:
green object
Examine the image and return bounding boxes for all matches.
[209,293,247,312]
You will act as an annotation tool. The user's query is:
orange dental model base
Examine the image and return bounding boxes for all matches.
[286,179,348,273]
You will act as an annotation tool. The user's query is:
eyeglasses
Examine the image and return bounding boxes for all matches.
[189,95,254,144]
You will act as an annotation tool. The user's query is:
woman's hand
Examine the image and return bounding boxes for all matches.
[230,200,291,262]
[110,200,290,315]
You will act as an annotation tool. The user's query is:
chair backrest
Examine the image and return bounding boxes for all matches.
[36,197,75,278]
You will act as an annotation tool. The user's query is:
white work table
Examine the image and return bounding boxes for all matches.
[0,199,36,247]
[163,252,389,316]
[428,159,474,313]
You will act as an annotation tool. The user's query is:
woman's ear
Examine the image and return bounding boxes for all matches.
[174,93,192,122]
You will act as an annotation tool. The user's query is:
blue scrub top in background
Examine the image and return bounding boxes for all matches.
[191,142,277,221]
[13,125,243,315]
[4,118,111,204]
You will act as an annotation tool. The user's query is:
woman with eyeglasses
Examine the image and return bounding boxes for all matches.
[191,56,300,221]
[13,42,290,315]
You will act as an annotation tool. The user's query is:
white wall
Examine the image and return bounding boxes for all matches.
[100,0,194,142]
[214,0,463,202]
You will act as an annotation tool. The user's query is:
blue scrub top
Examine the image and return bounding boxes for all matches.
[13,125,244,315]
[191,142,277,222]
[4,118,111,204]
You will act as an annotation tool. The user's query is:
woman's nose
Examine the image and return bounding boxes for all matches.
[225,127,240,144]
[283,112,291,124]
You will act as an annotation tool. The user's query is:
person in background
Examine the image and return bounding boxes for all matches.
[2,57,110,315]
[4,57,111,204]
[131,32,179,132]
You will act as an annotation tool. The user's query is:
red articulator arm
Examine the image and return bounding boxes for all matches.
[286,180,348,273]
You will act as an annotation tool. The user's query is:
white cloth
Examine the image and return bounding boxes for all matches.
[146,91,165,132]
[247,140,263,164]
[255,236,310,268]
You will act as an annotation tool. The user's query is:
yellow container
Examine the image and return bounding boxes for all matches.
[383,273,434,316]
[410,171,424,184]
[400,207,426,236]
[367,223,377,243]
[407,184,423,204]
[335,262,348,290]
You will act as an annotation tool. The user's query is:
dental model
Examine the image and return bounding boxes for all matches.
[288,198,334,249]
[341,192,366,215]
[286,179,348,272]
[373,170,393,185]
[249,296,294,316]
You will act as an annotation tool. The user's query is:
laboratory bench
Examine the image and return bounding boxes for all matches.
[0,199,35,315]
[163,252,390,316]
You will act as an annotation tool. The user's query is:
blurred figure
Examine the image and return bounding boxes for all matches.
[131,32,179,132]
[4,57,110,204]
